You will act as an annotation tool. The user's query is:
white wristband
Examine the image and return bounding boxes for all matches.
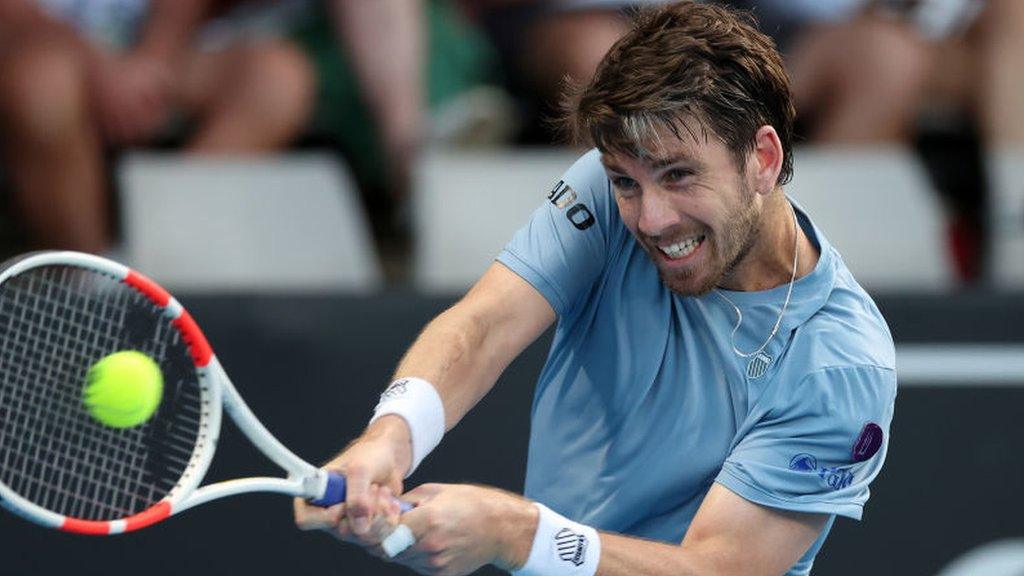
[513,504,601,576]
[369,377,445,477]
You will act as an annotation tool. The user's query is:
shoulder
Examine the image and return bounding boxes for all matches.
[794,251,895,372]
[545,148,623,245]
[561,148,607,189]
[771,252,897,415]
[550,149,612,219]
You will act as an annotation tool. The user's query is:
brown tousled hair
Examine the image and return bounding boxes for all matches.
[560,1,796,185]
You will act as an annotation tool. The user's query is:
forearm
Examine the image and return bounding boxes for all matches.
[506,525,758,576]
[503,485,825,576]
[392,305,515,430]
[360,264,553,477]
[594,533,722,576]
[389,263,554,431]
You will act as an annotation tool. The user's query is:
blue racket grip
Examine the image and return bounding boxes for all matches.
[309,472,414,512]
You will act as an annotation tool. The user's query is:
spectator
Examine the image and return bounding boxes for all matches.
[291,0,503,251]
[0,0,315,254]
[738,0,1019,281]
[465,1,663,142]
[329,0,425,208]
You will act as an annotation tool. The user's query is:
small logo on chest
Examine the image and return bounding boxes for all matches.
[746,352,773,379]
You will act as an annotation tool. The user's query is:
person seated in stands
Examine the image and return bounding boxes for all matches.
[0,0,315,255]
[736,0,1021,282]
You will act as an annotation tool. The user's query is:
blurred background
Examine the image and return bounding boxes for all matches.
[0,0,1022,575]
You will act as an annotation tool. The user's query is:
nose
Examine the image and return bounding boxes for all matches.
[637,187,679,238]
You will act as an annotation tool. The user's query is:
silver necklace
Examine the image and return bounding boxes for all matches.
[714,203,800,359]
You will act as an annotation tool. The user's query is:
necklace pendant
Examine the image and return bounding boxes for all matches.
[746,352,773,379]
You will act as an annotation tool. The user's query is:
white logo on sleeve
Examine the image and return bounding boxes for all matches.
[554,527,588,567]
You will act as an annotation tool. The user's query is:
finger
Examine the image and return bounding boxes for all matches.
[293,498,343,531]
[381,486,402,523]
[343,465,376,535]
[331,515,354,542]
[374,486,401,533]
[364,516,396,546]
[381,524,417,558]
[384,498,434,556]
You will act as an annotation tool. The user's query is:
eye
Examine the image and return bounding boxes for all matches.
[611,176,639,197]
[663,168,693,184]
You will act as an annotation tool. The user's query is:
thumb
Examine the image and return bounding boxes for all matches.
[383,484,445,552]
[380,503,432,559]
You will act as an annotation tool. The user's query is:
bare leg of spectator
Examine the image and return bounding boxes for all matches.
[787,16,934,143]
[332,0,425,201]
[519,9,630,107]
[182,42,316,153]
[976,0,1024,145]
[0,36,109,253]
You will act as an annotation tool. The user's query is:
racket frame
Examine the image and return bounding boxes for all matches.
[0,251,331,535]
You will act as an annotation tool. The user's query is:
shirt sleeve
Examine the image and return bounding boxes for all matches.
[496,149,618,316]
[715,365,897,520]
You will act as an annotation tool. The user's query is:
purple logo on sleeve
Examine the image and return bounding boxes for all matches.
[852,423,883,462]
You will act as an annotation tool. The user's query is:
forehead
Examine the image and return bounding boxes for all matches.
[598,127,723,172]
[596,111,736,167]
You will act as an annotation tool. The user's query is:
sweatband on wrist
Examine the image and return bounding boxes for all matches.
[513,504,601,576]
[368,377,445,477]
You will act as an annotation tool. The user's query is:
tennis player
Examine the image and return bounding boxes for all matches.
[295,2,897,575]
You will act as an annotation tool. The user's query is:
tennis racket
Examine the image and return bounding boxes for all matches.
[0,250,409,535]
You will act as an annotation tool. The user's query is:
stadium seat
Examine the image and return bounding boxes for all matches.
[787,147,954,291]
[988,149,1024,289]
[413,147,954,292]
[413,148,580,292]
[118,153,383,293]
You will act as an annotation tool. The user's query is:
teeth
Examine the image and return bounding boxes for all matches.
[659,235,704,259]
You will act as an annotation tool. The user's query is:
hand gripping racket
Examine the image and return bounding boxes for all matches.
[0,251,410,535]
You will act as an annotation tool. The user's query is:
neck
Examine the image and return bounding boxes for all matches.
[719,191,818,292]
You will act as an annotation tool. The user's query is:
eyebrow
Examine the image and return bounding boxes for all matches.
[601,158,627,174]
[647,155,687,170]
[601,154,700,174]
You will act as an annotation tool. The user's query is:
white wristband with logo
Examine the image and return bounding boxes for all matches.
[513,504,601,576]
[368,377,445,477]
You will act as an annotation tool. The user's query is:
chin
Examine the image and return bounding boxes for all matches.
[659,268,718,296]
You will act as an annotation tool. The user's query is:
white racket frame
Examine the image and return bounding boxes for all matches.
[0,251,330,535]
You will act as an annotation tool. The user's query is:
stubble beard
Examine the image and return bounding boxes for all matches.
[657,186,762,297]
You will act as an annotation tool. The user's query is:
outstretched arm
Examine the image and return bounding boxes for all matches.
[294,262,555,538]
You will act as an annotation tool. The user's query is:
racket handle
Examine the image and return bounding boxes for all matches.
[309,472,414,512]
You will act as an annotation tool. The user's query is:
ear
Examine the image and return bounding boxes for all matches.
[748,125,784,195]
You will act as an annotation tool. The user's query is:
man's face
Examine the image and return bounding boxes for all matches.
[601,134,762,296]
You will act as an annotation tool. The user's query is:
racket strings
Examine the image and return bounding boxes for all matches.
[0,265,204,521]
[2,268,162,518]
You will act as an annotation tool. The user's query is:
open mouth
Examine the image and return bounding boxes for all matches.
[658,235,705,260]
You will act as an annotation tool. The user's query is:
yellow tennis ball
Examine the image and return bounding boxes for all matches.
[83,351,163,429]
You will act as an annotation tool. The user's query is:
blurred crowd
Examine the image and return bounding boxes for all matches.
[0,0,1021,284]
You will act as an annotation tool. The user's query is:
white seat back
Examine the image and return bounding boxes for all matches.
[414,146,955,293]
[119,153,382,293]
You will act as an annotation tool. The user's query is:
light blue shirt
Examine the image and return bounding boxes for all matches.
[496,149,897,575]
